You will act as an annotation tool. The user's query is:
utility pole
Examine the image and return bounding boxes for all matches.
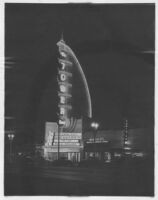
[123,119,128,147]
[58,126,63,160]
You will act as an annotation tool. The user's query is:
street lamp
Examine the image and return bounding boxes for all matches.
[8,133,15,163]
[91,122,99,159]
[91,122,99,130]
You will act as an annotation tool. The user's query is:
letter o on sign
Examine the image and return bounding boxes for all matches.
[60,74,66,81]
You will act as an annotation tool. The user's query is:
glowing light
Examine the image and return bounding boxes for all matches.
[124,147,131,150]
[45,131,55,146]
[114,153,121,157]
[91,122,99,130]
[132,152,144,157]
[60,62,66,70]
[8,134,15,140]
[60,107,65,115]
[59,119,66,126]
[59,85,66,93]
[124,140,131,145]
[125,152,131,155]
[60,96,66,104]
[60,73,66,81]
[60,51,67,58]
[57,40,92,118]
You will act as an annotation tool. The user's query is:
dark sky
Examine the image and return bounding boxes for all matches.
[5,3,155,144]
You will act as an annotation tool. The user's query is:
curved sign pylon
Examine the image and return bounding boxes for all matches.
[57,37,92,132]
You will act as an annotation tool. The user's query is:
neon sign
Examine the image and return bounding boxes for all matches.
[57,42,73,129]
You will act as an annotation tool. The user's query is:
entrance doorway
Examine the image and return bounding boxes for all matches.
[68,152,80,162]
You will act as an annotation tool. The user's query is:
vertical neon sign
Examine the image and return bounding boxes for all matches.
[57,39,73,129]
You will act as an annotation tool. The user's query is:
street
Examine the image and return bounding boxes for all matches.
[5,160,154,196]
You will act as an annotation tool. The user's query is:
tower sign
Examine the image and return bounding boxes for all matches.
[57,56,72,128]
[43,37,92,162]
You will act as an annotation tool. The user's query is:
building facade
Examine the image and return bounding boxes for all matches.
[83,127,154,162]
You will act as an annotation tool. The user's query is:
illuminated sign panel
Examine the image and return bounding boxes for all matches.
[59,85,67,93]
[53,143,80,146]
[60,107,65,115]
[46,131,55,146]
[60,73,66,81]
[58,59,72,69]
[57,40,73,129]
[60,62,66,70]
[57,136,81,140]
[58,69,72,77]
[60,96,66,104]
[45,148,80,153]
[60,51,67,58]
[54,139,79,143]
[59,133,82,137]
[54,135,81,140]
[58,119,66,126]
[45,122,58,146]
[54,132,82,139]
[52,132,82,147]
[86,137,109,144]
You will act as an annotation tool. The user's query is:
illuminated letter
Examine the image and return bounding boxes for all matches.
[61,62,66,70]
[60,96,66,104]
[57,40,92,118]
[60,73,66,81]
[60,51,67,58]
[60,85,66,93]
[60,107,65,115]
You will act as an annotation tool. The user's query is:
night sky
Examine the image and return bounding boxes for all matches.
[5,3,155,144]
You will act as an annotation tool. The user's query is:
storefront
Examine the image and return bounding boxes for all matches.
[42,122,83,162]
[43,146,83,162]
[83,139,111,162]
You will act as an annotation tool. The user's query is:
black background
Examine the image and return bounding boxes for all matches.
[5,3,155,145]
